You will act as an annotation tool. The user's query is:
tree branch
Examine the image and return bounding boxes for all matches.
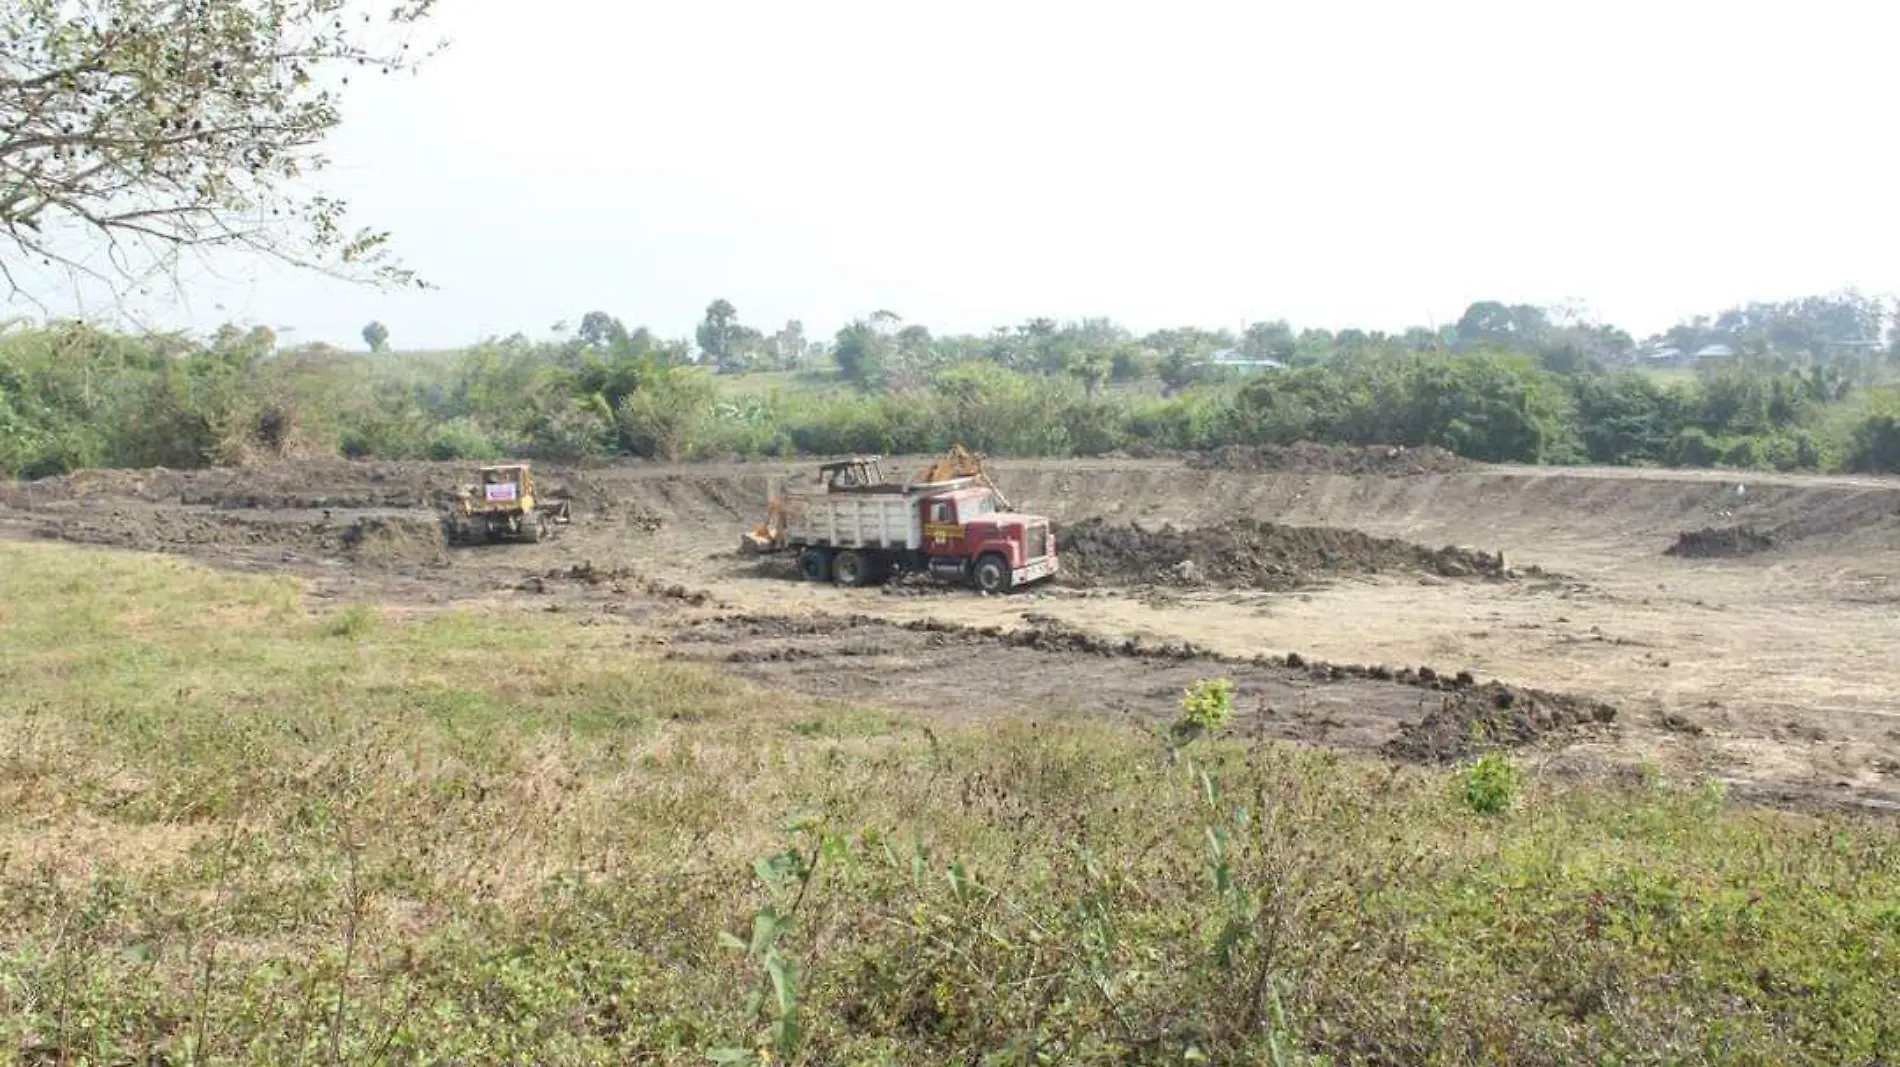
[0,0,444,306]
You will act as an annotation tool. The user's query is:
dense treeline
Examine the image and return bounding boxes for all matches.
[3,293,1899,479]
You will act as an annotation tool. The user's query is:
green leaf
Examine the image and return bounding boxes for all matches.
[716,931,747,953]
[766,955,799,1015]
[750,907,783,957]
[948,858,975,903]
[754,850,796,890]
[821,831,850,866]
[706,1049,753,1064]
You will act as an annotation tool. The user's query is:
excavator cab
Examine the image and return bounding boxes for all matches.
[740,455,895,554]
[818,456,888,491]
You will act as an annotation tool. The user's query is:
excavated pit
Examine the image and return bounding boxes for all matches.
[3,453,1898,814]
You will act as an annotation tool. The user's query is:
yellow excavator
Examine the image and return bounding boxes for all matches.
[912,442,1014,510]
[738,444,1009,554]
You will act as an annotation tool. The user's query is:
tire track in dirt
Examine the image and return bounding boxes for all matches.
[654,611,1619,766]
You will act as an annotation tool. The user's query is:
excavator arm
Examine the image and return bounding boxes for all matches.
[915,443,1014,511]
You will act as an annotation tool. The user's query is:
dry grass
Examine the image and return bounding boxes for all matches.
[0,541,1896,1065]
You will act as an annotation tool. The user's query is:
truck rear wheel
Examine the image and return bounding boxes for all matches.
[973,553,1012,594]
[797,549,831,582]
[832,550,872,586]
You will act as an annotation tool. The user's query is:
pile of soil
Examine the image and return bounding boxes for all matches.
[1187,442,1473,476]
[1055,517,1516,591]
[340,515,451,565]
[29,505,447,564]
[1665,525,1775,558]
[1383,682,1618,763]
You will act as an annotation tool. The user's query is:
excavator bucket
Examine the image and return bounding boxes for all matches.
[739,496,786,554]
[915,443,1013,510]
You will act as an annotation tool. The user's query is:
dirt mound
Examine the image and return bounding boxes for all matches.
[29,505,447,565]
[1383,683,1618,763]
[339,515,450,565]
[1187,443,1473,476]
[1055,518,1519,591]
[1665,525,1775,558]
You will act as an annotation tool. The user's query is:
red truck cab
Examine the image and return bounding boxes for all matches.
[918,486,1059,592]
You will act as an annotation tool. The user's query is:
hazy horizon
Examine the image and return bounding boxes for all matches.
[10,0,1900,349]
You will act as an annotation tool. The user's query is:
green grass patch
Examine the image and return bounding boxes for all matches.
[0,542,1895,1064]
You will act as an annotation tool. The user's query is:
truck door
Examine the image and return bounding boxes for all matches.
[922,498,968,559]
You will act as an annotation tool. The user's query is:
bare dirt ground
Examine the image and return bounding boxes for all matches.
[5,448,1897,813]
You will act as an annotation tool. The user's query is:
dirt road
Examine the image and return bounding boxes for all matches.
[5,451,1897,812]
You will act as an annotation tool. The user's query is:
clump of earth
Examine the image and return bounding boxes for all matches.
[1664,525,1774,559]
[1054,517,1523,591]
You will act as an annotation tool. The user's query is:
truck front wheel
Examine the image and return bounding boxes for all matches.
[973,553,1012,594]
[797,549,831,582]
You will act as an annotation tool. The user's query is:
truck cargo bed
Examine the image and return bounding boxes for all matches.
[783,492,920,551]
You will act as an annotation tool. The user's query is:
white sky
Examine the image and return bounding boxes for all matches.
[13,0,1900,348]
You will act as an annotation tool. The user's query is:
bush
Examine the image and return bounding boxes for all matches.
[1456,752,1523,814]
[616,368,717,460]
[522,400,613,461]
[424,417,503,462]
[1720,435,1764,469]
[1170,677,1236,745]
[1666,427,1721,468]
[1846,407,1900,473]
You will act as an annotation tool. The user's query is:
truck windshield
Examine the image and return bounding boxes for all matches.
[959,494,995,520]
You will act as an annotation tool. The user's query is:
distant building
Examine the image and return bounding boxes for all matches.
[1691,343,1737,361]
[1207,348,1287,372]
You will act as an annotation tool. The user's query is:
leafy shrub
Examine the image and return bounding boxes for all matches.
[1846,406,1900,473]
[616,368,717,460]
[1456,752,1523,814]
[424,417,503,461]
[522,400,613,461]
[1666,427,1720,468]
[1170,678,1236,745]
[1721,435,1764,469]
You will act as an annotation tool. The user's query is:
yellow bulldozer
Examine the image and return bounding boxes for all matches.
[738,444,1009,554]
[445,462,571,544]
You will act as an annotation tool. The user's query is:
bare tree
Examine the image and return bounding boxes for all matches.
[0,0,444,306]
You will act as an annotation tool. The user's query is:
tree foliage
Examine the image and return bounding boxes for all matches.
[0,0,444,302]
[3,291,1898,478]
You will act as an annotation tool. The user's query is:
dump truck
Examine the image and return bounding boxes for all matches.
[743,451,1058,593]
[445,462,571,544]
